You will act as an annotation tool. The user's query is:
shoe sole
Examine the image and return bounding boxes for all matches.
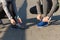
[38,24,48,28]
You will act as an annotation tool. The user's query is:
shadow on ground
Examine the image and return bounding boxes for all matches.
[26,18,39,28]
[1,27,26,40]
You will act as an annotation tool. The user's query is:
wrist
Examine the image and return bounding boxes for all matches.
[9,17,13,20]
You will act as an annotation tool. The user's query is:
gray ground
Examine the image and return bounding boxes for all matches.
[0,0,60,40]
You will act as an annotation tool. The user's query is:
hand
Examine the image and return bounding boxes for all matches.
[42,16,49,22]
[17,18,22,23]
[10,19,16,25]
[37,14,42,20]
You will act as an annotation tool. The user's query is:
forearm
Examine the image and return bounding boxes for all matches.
[36,0,41,14]
[1,0,13,20]
[3,4,12,20]
[43,0,48,17]
[47,0,57,17]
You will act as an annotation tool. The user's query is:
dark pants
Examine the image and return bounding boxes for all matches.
[0,1,16,19]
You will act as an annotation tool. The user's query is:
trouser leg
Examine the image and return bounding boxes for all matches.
[7,2,16,19]
[0,10,6,19]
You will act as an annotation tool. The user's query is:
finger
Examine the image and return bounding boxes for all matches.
[11,21,16,25]
[37,17,41,20]
[19,19,22,23]
[18,18,22,23]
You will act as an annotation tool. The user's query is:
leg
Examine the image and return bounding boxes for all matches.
[7,2,16,19]
[0,3,6,18]
[0,11,3,24]
[0,10,6,18]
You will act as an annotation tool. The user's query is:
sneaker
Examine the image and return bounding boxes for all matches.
[37,21,48,28]
[37,17,51,28]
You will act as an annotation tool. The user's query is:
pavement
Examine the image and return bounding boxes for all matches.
[0,0,60,40]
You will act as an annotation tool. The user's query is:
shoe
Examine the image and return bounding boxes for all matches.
[37,21,48,28]
[37,17,51,28]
